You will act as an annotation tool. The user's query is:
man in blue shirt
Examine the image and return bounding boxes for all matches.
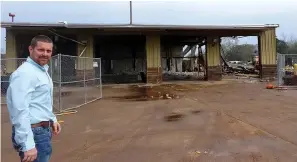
[6,35,61,162]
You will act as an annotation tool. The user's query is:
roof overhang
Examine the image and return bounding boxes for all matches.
[1,22,279,29]
[1,22,279,36]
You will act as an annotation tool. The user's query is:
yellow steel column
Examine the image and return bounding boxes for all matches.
[146,35,162,84]
[76,33,94,79]
[76,34,94,69]
[5,29,17,74]
[206,36,222,80]
[258,28,277,79]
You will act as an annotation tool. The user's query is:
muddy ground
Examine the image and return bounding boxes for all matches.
[2,78,297,162]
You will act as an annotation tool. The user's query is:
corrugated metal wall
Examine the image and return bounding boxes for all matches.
[206,37,220,67]
[76,34,94,70]
[259,29,277,65]
[5,29,17,73]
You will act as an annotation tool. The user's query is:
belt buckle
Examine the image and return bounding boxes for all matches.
[41,121,51,128]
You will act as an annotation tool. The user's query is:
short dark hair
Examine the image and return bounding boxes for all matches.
[30,35,53,48]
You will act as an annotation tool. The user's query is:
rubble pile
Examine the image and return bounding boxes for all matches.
[163,71,205,80]
[223,62,259,75]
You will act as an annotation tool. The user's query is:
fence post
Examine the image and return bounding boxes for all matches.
[84,57,87,103]
[58,54,62,112]
[277,53,280,86]
[100,58,102,98]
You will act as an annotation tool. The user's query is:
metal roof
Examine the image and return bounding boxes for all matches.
[1,22,279,30]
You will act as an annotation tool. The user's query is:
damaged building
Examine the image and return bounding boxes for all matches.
[1,22,278,84]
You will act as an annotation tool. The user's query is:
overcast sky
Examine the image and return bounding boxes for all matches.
[1,0,297,54]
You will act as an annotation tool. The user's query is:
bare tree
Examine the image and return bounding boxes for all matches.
[279,33,297,54]
[221,37,239,59]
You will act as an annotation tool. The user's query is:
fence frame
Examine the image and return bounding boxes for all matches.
[1,57,27,104]
[1,54,103,112]
[276,53,297,88]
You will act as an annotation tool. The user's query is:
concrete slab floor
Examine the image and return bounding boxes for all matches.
[2,79,297,162]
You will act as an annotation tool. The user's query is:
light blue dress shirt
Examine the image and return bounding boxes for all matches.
[6,57,57,152]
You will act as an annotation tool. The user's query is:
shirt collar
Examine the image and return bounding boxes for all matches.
[26,57,49,72]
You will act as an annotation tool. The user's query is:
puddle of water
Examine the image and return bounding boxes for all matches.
[164,113,184,122]
[191,110,202,114]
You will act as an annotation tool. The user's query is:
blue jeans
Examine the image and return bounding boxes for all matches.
[12,126,53,162]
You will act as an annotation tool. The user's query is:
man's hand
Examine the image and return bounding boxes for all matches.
[52,122,61,135]
[22,148,37,162]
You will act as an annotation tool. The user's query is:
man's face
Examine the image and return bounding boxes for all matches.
[29,41,53,66]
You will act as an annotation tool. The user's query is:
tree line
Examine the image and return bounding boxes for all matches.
[221,36,297,62]
[276,38,297,54]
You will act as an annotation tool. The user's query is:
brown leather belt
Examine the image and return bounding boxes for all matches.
[31,121,53,128]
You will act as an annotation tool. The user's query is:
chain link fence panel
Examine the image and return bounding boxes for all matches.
[49,54,102,112]
[277,53,297,88]
[1,58,27,104]
[1,54,102,112]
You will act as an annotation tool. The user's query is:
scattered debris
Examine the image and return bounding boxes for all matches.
[188,150,201,158]
[266,83,274,89]
[189,150,209,156]
[108,83,226,102]
[110,85,180,101]
[222,57,259,75]
[163,71,205,81]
